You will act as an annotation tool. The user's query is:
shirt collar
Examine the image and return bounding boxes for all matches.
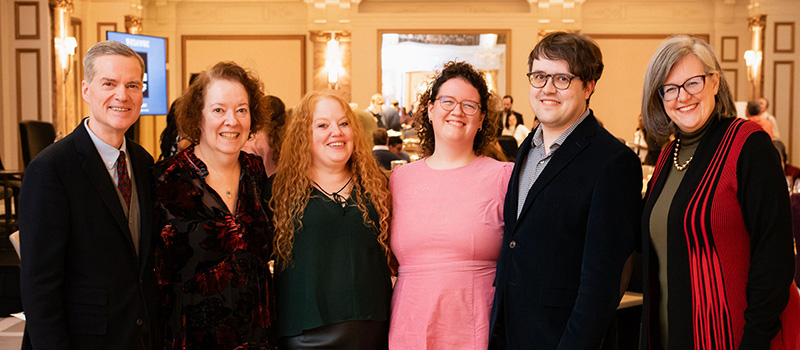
[85,118,128,171]
[373,145,390,151]
[531,108,590,151]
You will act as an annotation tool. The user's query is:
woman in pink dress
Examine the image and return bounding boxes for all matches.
[388,61,513,349]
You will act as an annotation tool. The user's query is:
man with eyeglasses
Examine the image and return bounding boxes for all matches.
[490,32,642,350]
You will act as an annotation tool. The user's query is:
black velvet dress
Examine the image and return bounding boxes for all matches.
[154,146,277,350]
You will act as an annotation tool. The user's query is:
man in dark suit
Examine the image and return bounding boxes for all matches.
[19,41,155,349]
[497,95,523,137]
[489,32,641,349]
[371,128,402,170]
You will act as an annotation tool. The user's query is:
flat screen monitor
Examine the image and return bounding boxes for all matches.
[106,31,167,115]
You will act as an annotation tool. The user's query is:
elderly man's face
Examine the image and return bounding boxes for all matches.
[503,97,512,112]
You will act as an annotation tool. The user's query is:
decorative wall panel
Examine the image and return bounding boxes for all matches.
[721,36,738,62]
[775,22,795,53]
[14,2,39,40]
[15,49,42,122]
[773,61,794,161]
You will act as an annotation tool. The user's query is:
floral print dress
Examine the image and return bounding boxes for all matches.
[154,146,276,350]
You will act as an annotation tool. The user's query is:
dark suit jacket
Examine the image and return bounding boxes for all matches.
[19,120,156,350]
[489,111,641,350]
[372,149,402,170]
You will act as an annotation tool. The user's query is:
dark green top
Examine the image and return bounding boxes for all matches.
[273,188,392,338]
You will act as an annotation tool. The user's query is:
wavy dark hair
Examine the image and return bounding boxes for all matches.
[176,61,270,144]
[413,61,501,157]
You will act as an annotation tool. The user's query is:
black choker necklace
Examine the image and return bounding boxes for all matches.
[312,177,352,210]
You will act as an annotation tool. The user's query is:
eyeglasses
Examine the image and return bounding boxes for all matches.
[434,96,481,115]
[658,74,709,101]
[526,72,576,90]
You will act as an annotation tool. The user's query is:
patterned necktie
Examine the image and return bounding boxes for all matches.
[117,150,131,208]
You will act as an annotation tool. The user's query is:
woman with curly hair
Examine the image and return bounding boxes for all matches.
[388,61,513,349]
[153,61,277,349]
[269,90,392,349]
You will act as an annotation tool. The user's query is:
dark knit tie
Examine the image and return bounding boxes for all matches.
[117,151,131,208]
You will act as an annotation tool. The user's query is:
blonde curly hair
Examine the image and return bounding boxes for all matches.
[270,90,392,270]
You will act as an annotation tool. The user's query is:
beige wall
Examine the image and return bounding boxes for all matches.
[1,0,53,169]
[1,0,799,165]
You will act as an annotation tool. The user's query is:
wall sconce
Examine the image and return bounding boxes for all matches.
[744,49,762,81]
[55,36,77,71]
[54,7,77,77]
[326,33,342,89]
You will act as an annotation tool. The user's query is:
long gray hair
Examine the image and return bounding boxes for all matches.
[641,35,737,144]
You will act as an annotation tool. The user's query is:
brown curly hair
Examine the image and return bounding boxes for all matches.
[176,61,270,144]
[270,90,392,270]
[413,61,501,157]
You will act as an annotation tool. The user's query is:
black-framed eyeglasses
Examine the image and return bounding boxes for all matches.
[526,72,576,90]
[434,96,481,115]
[658,74,709,101]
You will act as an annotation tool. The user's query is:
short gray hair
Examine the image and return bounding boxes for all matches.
[641,35,736,144]
[83,40,145,83]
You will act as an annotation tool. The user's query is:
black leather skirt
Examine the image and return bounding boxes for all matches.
[279,320,388,350]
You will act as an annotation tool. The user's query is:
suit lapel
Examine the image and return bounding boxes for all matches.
[504,124,537,231]
[74,121,139,258]
[513,113,597,231]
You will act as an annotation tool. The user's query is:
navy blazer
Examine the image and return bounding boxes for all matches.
[489,111,642,350]
[19,120,156,349]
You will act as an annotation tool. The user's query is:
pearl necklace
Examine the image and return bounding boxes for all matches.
[673,137,693,171]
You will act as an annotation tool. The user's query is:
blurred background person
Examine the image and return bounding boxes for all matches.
[157,100,190,161]
[388,136,410,162]
[498,95,523,137]
[640,35,799,349]
[270,90,393,349]
[158,74,200,161]
[351,102,379,149]
[371,128,401,170]
[388,61,512,349]
[745,99,774,140]
[501,109,530,146]
[382,98,402,131]
[153,61,277,349]
[758,97,781,140]
[367,93,386,129]
[242,95,287,176]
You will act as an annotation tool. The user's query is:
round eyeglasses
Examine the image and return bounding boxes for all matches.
[526,72,576,90]
[434,96,481,115]
[658,74,709,101]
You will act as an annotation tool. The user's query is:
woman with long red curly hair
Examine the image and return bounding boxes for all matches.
[269,90,393,349]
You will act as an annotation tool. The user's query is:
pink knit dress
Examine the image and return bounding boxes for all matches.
[388,156,513,349]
